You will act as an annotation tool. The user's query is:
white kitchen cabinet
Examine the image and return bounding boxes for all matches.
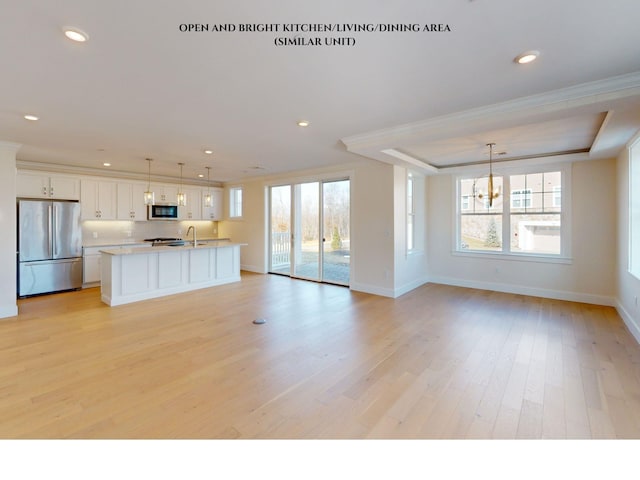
[201,188,223,220]
[81,179,117,220]
[17,171,80,200]
[83,247,102,284]
[83,243,151,286]
[179,187,202,220]
[117,182,148,220]
[152,184,179,204]
[100,242,242,306]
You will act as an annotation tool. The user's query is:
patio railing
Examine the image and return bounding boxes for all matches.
[271,231,290,267]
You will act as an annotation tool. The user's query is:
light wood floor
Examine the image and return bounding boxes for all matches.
[2,272,640,439]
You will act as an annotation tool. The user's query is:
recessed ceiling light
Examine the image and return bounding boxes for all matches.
[103,163,111,167]
[198,174,204,178]
[514,50,540,64]
[63,27,89,43]
[204,149,213,155]
[297,120,310,127]
[24,114,39,121]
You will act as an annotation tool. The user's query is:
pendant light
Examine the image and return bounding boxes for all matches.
[478,143,500,207]
[177,162,186,206]
[204,166,212,207]
[143,158,155,205]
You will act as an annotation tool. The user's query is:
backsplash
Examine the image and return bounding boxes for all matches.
[81,220,218,244]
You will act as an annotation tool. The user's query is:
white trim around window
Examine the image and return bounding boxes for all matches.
[454,163,572,262]
[629,134,640,280]
[407,170,425,256]
[229,186,243,219]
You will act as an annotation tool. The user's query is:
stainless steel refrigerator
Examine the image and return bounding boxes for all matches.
[17,199,83,297]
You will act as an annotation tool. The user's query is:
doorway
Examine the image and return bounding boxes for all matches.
[269,179,350,286]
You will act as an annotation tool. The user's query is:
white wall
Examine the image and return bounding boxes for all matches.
[428,158,617,305]
[219,159,398,296]
[0,142,20,318]
[616,141,640,342]
[393,166,428,297]
[218,178,267,273]
[350,160,395,295]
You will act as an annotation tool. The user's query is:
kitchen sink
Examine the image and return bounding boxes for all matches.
[167,241,207,247]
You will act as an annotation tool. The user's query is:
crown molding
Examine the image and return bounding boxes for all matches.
[16,160,223,188]
[342,71,640,151]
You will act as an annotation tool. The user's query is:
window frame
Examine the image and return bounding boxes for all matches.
[630,135,640,280]
[229,186,243,219]
[407,172,415,252]
[406,170,425,256]
[454,164,571,263]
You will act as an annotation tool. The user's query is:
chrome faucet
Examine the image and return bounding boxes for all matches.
[186,225,197,247]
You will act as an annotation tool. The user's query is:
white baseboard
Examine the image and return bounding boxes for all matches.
[241,265,266,274]
[0,304,18,319]
[428,276,615,306]
[394,276,430,298]
[350,281,395,298]
[616,300,640,345]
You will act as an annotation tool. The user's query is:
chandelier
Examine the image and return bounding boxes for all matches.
[478,143,501,207]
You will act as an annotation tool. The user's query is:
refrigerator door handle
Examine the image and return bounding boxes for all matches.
[49,203,54,259]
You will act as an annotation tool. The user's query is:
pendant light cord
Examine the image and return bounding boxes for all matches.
[146,158,152,190]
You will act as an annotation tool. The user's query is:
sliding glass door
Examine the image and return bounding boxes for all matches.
[321,179,350,285]
[269,179,350,286]
[269,185,291,276]
[293,182,321,280]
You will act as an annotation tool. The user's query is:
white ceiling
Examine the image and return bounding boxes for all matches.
[2,0,640,183]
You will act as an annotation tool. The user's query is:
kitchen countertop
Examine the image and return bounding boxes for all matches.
[82,239,149,248]
[100,241,246,256]
[83,237,230,248]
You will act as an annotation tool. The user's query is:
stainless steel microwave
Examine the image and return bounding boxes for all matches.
[148,204,178,220]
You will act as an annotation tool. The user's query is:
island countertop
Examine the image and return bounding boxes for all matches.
[100,241,246,256]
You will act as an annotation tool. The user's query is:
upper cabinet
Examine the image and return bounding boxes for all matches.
[153,184,179,204]
[179,187,202,220]
[81,179,117,220]
[117,182,148,221]
[202,188,223,220]
[17,169,223,223]
[17,171,80,200]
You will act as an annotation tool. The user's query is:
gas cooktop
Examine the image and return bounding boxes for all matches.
[144,237,186,246]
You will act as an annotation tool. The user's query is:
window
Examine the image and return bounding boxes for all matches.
[459,176,504,252]
[631,138,640,279]
[230,187,243,218]
[406,171,424,253]
[407,173,415,251]
[458,168,566,257]
[511,189,532,208]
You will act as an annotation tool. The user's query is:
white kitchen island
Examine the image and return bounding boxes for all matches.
[100,241,244,306]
